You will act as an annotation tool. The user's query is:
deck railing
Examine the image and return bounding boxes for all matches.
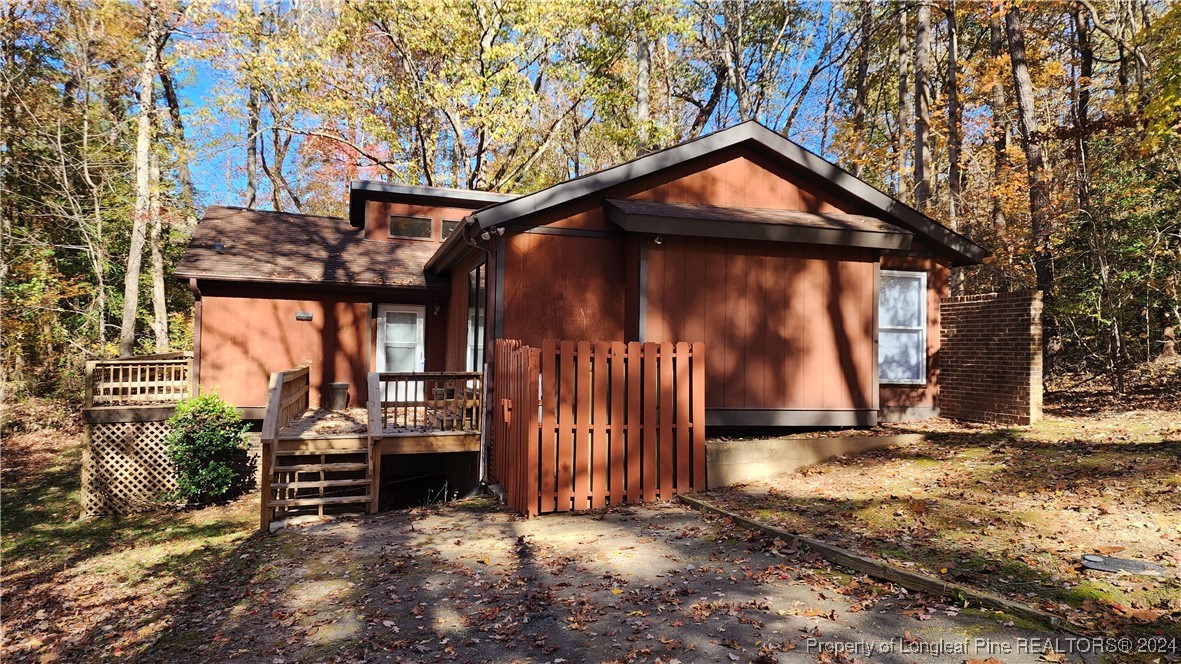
[85,352,193,407]
[367,372,483,433]
[260,366,311,441]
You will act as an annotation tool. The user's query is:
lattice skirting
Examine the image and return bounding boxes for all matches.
[82,418,177,517]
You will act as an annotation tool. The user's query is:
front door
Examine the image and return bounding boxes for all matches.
[376,305,425,373]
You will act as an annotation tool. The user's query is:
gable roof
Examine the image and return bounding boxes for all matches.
[467,121,986,266]
[176,205,445,289]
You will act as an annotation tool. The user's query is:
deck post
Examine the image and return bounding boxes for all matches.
[259,439,273,531]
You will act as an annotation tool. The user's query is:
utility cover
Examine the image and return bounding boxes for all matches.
[1080,554,1166,576]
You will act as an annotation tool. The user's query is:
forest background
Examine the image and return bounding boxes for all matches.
[3,0,1180,403]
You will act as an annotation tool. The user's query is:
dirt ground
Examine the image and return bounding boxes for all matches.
[83,502,1101,663]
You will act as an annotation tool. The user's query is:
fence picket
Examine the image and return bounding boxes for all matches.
[540,340,557,514]
[591,341,609,509]
[675,342,691,492]
[609,343,626,505]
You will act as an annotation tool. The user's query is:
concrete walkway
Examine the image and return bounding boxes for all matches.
[156,500,1094,663]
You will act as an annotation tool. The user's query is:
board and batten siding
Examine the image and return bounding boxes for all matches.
[198,288,370,409]
[501,232,628,346]
[646,237,876,412]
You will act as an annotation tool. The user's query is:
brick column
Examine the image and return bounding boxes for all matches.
[939,291,1042,425]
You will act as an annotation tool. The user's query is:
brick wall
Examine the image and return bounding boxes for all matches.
[940,291,1043,425]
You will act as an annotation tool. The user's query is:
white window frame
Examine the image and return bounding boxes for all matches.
[878,269,927,386]
[375,304,425,373]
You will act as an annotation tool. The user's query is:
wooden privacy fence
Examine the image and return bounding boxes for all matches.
[492,339,705,517]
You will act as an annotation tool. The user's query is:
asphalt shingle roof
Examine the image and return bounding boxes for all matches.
[176,205,443,288]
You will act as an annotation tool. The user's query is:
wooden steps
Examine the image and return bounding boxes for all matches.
[262,436,373,525]
[269,494,373,508]
[271,478,370,490]
[272,461,369,473]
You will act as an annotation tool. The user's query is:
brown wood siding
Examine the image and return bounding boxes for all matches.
[364,200,479,243]
[199,293,369,409]
[197,282,449,409]
[646,236,876,411]
[501,233,627,346]
[879,252,950,410]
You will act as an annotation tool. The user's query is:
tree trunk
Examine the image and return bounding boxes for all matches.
[896,2,911,201]
[1005,2,1057,368]
[118,2,161,358]
[159,66,195,231]
[149,149,169,353]
[851,2,871,176]
[636,30,651,147]
[988,2,1009,235]
[913,0,932,210]
[245,84,259,208]
[946,0,963,294]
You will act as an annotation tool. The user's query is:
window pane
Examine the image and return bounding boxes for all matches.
[879,330,923,382]
[384,311,418,343]
[389,215,432,239]
[442,219,460,239]
[880,274,923,328]
[384,346,415,373]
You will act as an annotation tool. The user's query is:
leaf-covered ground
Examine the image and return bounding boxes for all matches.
[703,407,1181,643]
[5,400,1088,663]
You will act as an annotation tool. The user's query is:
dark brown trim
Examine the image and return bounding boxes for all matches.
[872,261,880,411]
[83,405,177,423]
[349,181,516,228]
[605,201,912,251]
[705,408,879,427]
[180,275,449,296]
[520,226,622,239]
[494,236,505,339]
[188,277,202,393]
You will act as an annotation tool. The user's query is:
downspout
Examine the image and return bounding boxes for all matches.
[187,278,202,395]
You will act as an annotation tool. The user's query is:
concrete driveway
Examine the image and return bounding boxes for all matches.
[152,499,1093,663]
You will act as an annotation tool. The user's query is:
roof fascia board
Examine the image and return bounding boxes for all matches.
[604,205,913,252]
[349,181,517,227]
[174,272,448,293]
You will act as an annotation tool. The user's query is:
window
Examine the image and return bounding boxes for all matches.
[467,262,486,372]
[442,219,461,239]
[388,215,432,239]
[878,270,927,384]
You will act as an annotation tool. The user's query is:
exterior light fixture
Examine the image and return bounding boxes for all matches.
[295,311,313,321]
[654,235,664,245]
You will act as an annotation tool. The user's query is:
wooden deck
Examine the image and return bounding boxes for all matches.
[277,407,480,454]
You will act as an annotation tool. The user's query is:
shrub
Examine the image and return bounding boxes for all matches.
[165,392,250,504]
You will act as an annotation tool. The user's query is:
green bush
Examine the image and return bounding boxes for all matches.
[165,392,250,504]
